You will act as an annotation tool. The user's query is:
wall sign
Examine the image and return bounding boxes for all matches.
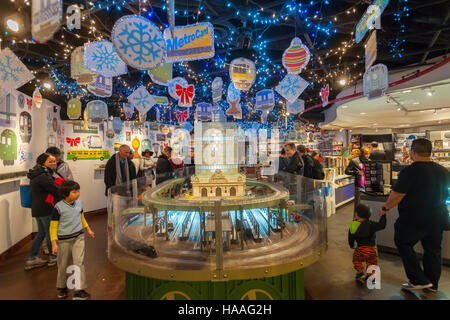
[164,22,215,62]
[363,63,388,100]
[31,0,62,43]
[19,111,32,143]
[112,15,166,70]
[85,41,127,78]
[87,75,113,98]
[0,129,17,166]
[229,58,256,91]
[0,48,35,93]
[356,0,389,43]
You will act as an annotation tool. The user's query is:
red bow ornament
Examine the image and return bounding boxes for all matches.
[321,84,329,107]
[176,110,189,123]
[66,137,81,147]
[175,84,195,107]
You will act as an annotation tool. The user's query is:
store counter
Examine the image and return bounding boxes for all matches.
[360,193,450,266]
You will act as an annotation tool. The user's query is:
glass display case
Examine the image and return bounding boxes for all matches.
[106,171,328,300]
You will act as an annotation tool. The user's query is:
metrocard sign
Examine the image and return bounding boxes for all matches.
[164,22,215,62]
[356,0,389,43]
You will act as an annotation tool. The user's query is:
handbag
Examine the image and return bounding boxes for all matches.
[20,184,32,208]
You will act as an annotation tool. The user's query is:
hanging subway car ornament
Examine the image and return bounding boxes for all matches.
[229,58,256,91]
[282,37,310,74]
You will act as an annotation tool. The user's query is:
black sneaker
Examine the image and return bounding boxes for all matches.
[73,290,90,300]
[57,287,68,299]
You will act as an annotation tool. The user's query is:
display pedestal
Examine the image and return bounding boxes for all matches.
[125,269,305,300]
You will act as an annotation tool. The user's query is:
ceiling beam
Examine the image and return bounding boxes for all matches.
[420,6,450,63]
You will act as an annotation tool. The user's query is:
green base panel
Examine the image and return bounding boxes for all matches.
[126,269,304,300]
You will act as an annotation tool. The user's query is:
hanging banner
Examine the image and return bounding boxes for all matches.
[168,77,188,99]
[356,0,389,43]
[212,77,223,103]
[282,37,311,74]
[71,47,98,85]
[87,75,113,98]
[275,74,309,103]
[85,41,127,77]
[67,98,82,120]
[163,22,215,62]
[175,83,195,107]
[229,58,256,91]
[195,102,212,121]
[255,89,275,112]
[365,30,377,71]
[112,15,166,70]
[33,88,42,109]
[0,48,35,93]
[128,86,156,115]
[320,84,329,107]
[149,62,172,86]
[31,0,62,43]
[152,96,169,105]
[363,63,388,100]
[86,100,108,123]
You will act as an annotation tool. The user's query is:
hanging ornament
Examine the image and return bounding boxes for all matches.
[86,100,108,123]
[275,74,309,103]
[112,15,166,70]
[84,41,127,78]
[87,75,113,98]
[363,64,389,100]
[31,0,62,43]
[168,77,188,99]
[33,88,42,109]
[212,77,223,103]
[175,83,195,107]
[282,37,311,74]
[123,103,135,119]
[229,58,256,91]
[71,47,98,85]
[226,97,242,119]
[321,84,330,107]
[66,4,81,30]
[113,117,123,134]
[176,109,189,123]
[255,89,275,112]
[195,102,212,121]
[286,99,305,115]
[127,86,156,115]
[0,48,35,93]
[67,98,82,120]
[149,62,172,86]
[227,82,240,102]
[131,136,141,158]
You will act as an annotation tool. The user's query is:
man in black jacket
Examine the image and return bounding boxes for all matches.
[297,145,314,179]
[104,145,136,196]
[156,146,174,185]
[369,141,388,161]
[311,150,325,180]
[282,143,304,175]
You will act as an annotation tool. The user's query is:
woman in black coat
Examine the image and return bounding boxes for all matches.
[156,146,174,185]
[25,153,60,270]
[311,151,325,180]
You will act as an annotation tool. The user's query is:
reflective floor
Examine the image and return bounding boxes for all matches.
[0,204,449,300]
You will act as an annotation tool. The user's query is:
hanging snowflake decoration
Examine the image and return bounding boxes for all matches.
[85,41,127,77]
[112,15,166,70]
[0,48,34,92]
[128,86,156,115]
[275,74,309,103]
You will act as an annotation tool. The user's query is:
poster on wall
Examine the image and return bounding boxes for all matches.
[112,15,166,70]
[85,41,127,78]
[19,111,32,143]
[0,48,35,93]
[87,75,113,98]
[163,22,215,62]
[31,0,63,43]
[0,129,17,166]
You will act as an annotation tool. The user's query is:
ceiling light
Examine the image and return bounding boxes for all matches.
[43,82,51,89]
[339,79,346,86]
[402,90,412,93]
[397,107,401,111]
[6,19,19,32]
[360,112,367,115]
[341,105,348,109]
[427,91,433,96]
[413,102,419,105]
[434,110,438,115]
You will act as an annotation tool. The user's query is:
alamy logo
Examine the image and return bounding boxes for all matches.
[66,265,81,290]
[366,265,381,289]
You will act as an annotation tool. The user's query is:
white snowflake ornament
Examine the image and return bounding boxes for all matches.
[85,41,127,77]
[128,86,156,115]
[0,48,34,93]
[112,15,166,70]
[275,74,309,103]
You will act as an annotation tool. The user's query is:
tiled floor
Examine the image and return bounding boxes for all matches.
[0,205,449,300]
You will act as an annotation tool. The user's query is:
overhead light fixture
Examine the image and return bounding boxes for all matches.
[402,90,412,93]
[6,19,19,32]
[413,102,419,105]
[397,107,401,111]
[4,12,29,38]
[43,82,51,89]
[427,91,433,96]
[360,112,367,115]
[339,79,346,86]
[341,105,348,109]
[434,109,438,116]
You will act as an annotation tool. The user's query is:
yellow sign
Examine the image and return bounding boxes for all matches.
[365,31,377,70]
[164,22,215,62]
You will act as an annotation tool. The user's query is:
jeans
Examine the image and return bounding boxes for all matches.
[29,216,53,259]
[394,220,444,288]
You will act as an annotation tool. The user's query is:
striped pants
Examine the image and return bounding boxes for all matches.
[352,246,378,274]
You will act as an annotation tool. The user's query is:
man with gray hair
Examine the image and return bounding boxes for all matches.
[104,144,137,195]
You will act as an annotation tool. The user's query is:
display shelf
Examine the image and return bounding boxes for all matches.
[433,149,450,153]
[335,174,352,180]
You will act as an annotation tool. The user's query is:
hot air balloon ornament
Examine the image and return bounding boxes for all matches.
[282,37,310,74]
